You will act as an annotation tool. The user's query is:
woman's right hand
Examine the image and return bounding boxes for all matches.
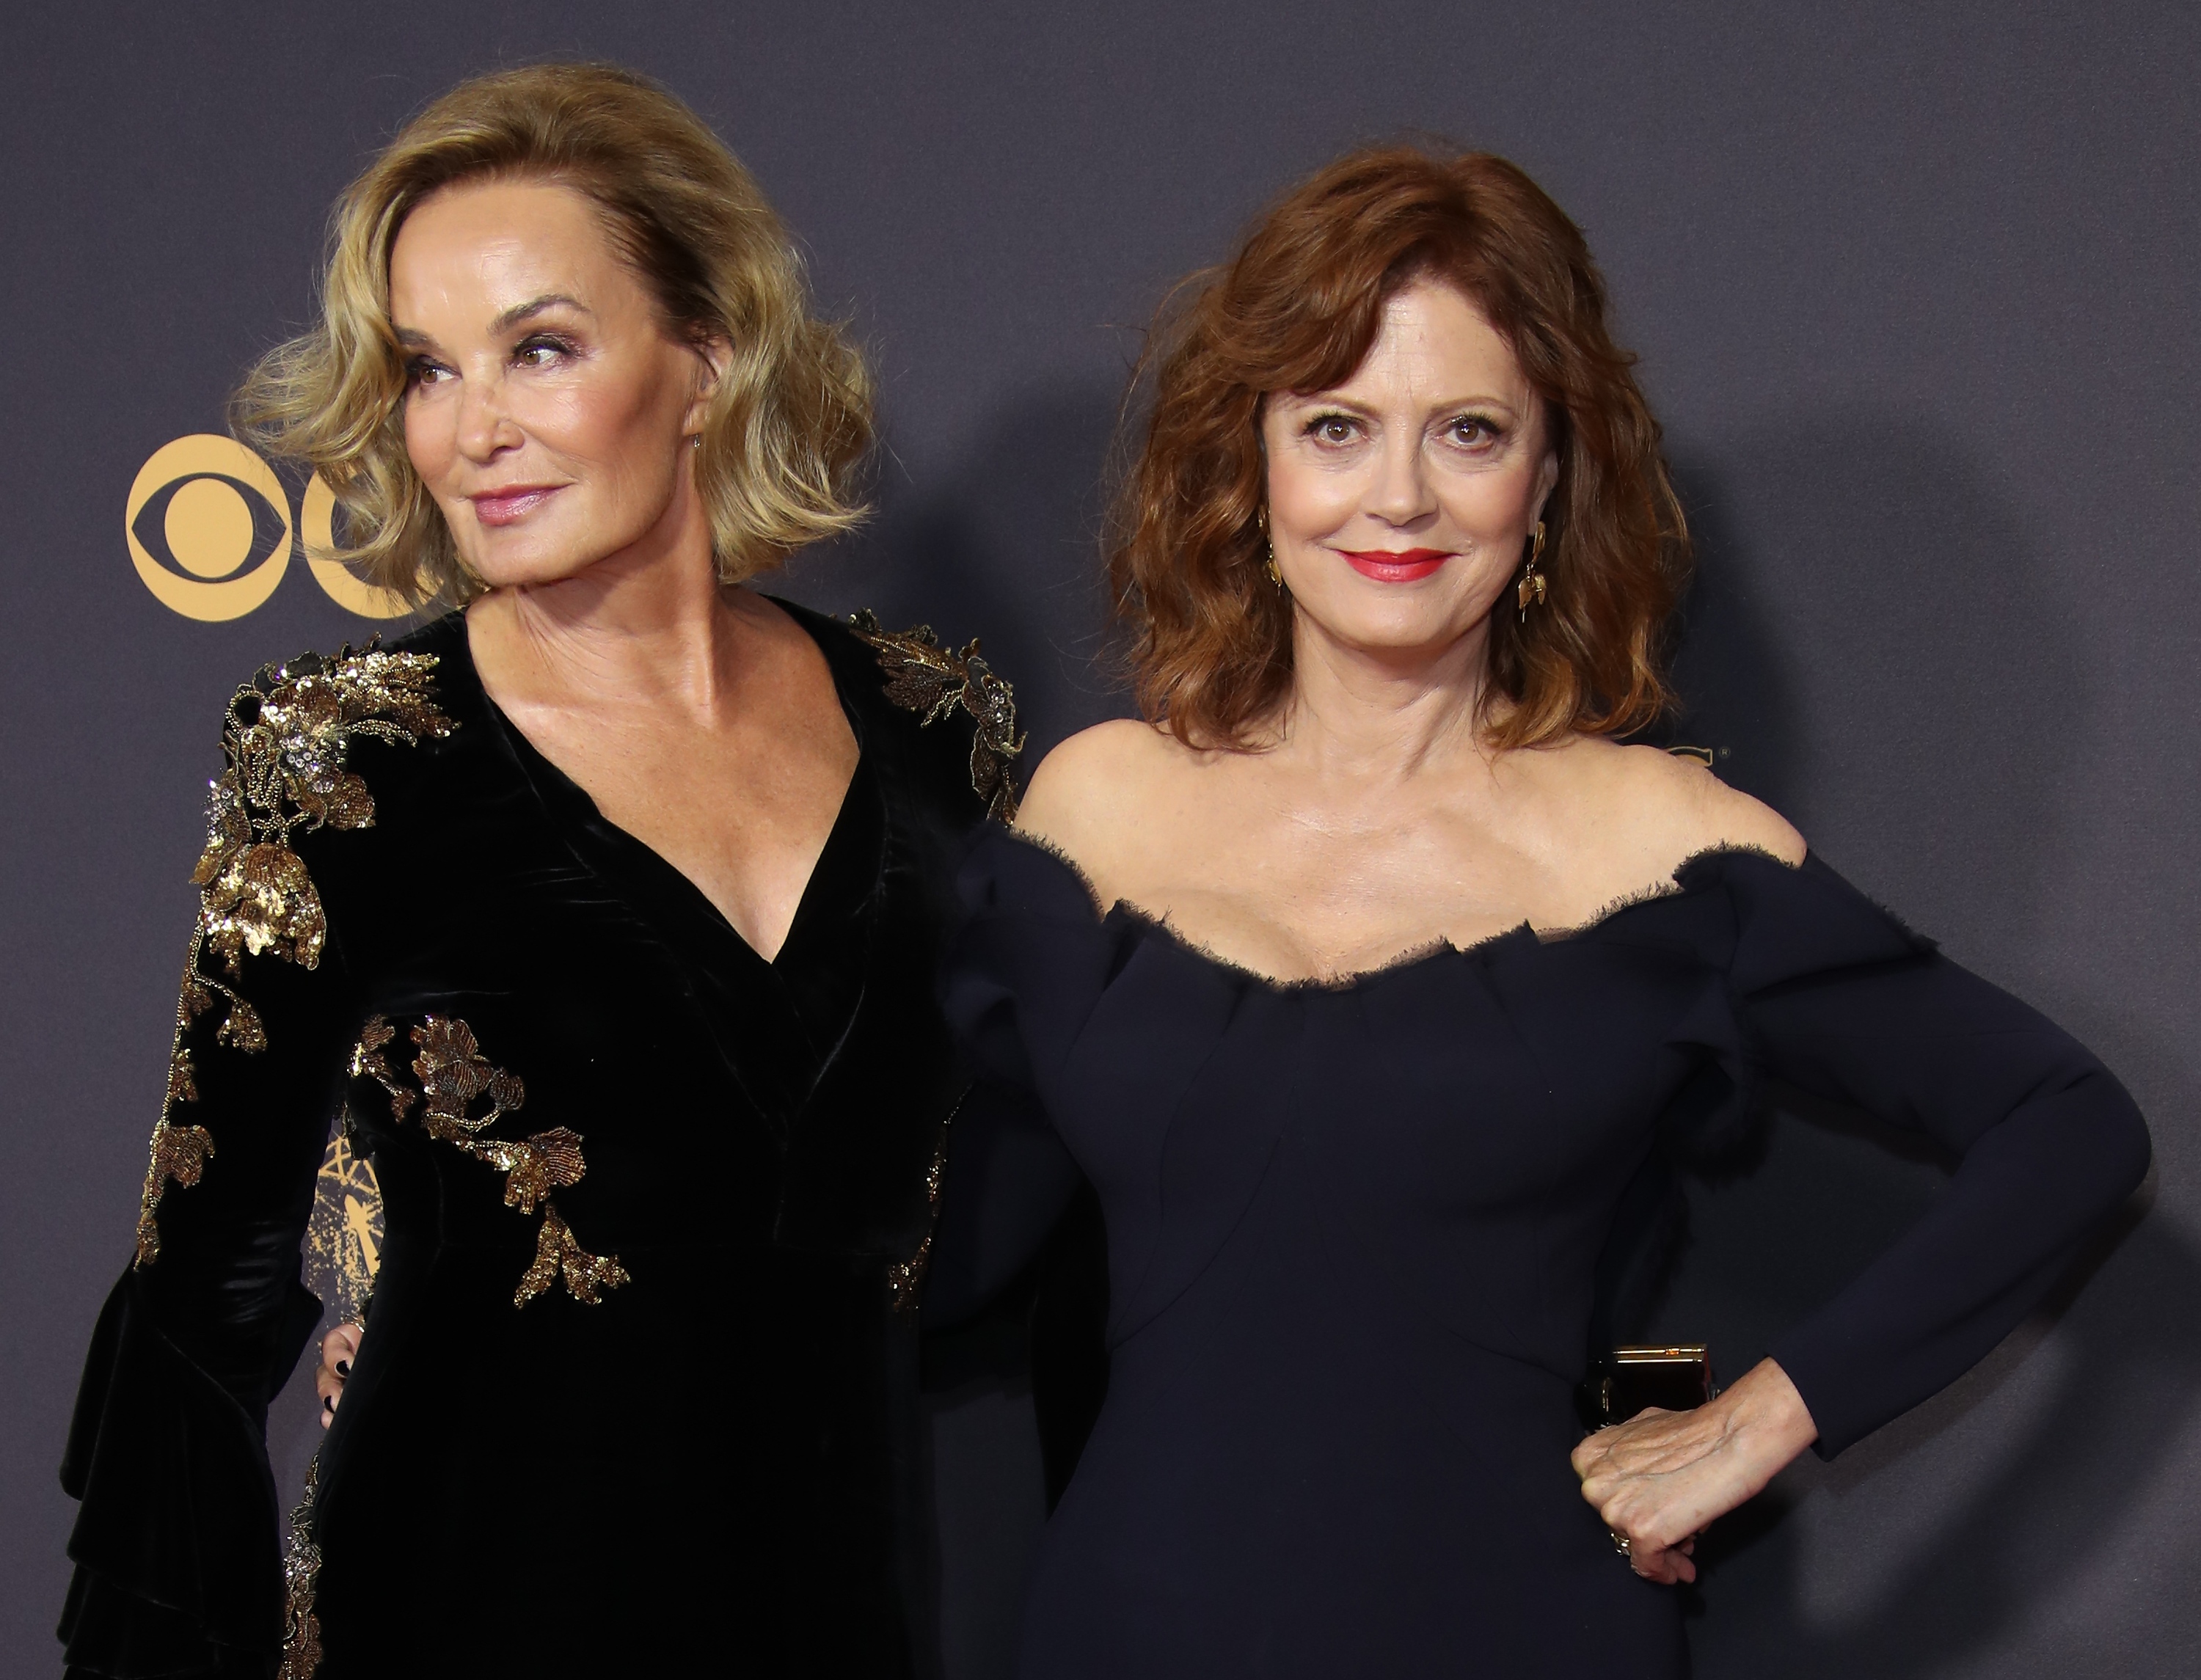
[315,1321,363,1428]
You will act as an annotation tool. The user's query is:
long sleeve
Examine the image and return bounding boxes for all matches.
[59,654,440,1677]
[925,1076,1084,1328]
[925,830,1121,1326]
[1724,857,2152,1458]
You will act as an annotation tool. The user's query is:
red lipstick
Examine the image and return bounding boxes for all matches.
[470,485,565,527]
[1340,547,1452,582]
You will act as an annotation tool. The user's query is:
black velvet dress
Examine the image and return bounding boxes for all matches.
[59,602,1023,1679]
[931,826,2151,1679]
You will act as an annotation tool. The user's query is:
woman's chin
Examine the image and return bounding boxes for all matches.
[460,543,612,593]
[1300,599,1492,662]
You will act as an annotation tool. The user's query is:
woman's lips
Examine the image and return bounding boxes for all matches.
[1340,547,1453,582]
[470,485,564,527]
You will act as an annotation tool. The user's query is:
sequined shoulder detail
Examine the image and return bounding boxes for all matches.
[134,645,453,1267]
[350,1015,628,1308]
[847,610,1025,821]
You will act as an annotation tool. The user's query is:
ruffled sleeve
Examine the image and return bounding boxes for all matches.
[59,650,437,1674]
[59,1268,323,1676]
[926,828,1123,1326]
[1709,852,2150,1458]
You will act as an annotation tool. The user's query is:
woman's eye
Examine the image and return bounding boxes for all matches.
[405,359,450,390]
[1307,414,1359,445]
[1447,416,1500,447]
[515,335,573,368]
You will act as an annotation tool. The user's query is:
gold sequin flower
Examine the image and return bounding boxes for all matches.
[347,1015,625,1310]
[134,645,451,1267]
[847,610,1025,821]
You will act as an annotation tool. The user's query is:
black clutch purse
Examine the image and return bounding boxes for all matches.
[1585,1345,1716,1427]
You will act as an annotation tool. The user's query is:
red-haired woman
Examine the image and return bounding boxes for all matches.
[929,149,2149,1676]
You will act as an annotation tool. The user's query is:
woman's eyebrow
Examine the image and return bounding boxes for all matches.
[393,293,595,351]
[490,293,594,333]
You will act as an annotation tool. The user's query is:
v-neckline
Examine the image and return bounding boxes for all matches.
[460,605,872,974]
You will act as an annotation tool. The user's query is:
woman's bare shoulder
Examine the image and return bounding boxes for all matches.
[1016,719,1187,857]
[1017,717,1180,832]
[1542,737,1806,869]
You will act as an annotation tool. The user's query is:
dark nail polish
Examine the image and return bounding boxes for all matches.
[323,1395,335,1413]
[335,1360,351,1378]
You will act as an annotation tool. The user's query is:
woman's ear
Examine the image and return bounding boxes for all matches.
[684,334,733,438]
[1533,445,1560,524]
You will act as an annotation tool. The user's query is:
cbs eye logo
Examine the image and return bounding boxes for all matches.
[127,435,410,622]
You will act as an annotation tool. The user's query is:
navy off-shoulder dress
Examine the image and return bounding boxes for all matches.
[930,826,2149,1679]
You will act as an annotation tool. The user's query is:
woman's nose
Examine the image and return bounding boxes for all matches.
[455,373,519,461]
[1366,438,1435,525]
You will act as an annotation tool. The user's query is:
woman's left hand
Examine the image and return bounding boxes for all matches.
[1570,1357,1819,1585]
[315,1321,363,1428]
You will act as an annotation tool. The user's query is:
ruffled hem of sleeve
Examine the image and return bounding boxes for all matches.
[58,1270,284,1673]
[945,825,1129,1095]
[1709,850,1936,995]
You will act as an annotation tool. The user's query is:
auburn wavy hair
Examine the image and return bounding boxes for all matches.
[233,63,872,607]
[1109,146,1688,750]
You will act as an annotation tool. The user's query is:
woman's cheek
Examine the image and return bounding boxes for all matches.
[403,402,453,491]
[1270,456,1353,540]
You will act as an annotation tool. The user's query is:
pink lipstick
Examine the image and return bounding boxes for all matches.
[1340,547,1452,582]
[470,485,564,527]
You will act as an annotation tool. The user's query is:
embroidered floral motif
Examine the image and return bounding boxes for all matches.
[132,1122,216,1268]
[847,610,1025,820]
[409,1015,527,1142]
[888,1095,960,1312]
[194,646,451,976]
[467,1130,587,1213]
[517,1205,633,1307]
[278,1455,324,1679]
[348,1015,412,1122]
[348,1015,625,1309]
[134,646,451,1267]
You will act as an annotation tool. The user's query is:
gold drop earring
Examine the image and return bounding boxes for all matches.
[1516,520,1548,618]
[1259,506,1282,589]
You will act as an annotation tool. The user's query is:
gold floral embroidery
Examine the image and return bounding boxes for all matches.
[145,1120,216,1201]
[409,1015,527,1142]
[348,1015,625,1309]
[847,610,1024,821]
[348,1015,409,1118]
[517,1205,633,1307]
[195,646,451,975]
[278,1454,324,1679]
[888,1095,960,1312]
[304,1133,384,1325]
[467,1130,587,1213]
[134,646,452,1267]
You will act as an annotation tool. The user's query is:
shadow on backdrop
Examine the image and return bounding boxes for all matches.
[790,381,1131,1680]
[1638,418,2201,1675]
[784,380,1132,764]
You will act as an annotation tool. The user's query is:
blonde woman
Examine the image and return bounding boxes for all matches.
[59,66,1021,1676]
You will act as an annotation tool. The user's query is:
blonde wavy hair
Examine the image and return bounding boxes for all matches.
[234,62,873,605]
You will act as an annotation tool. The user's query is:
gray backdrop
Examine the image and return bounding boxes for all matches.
[3,3,2195,1676]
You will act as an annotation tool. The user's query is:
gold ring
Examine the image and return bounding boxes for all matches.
[1609,1529,1631,1557]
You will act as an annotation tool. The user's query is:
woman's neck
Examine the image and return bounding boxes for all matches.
[1273,610,1496,785]
[467,501,747,723]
